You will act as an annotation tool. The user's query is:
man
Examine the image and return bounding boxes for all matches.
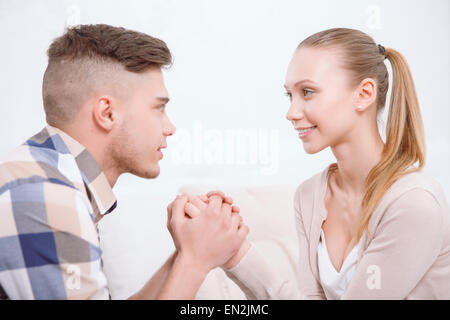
[0,24,248,299]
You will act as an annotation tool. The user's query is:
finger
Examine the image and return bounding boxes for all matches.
[208,195,224,214]
[221,203,232,228]
[167,202,172,219]
[231,205,240,214]
[166,199,176,229]
[237,224,250,239]
[230,213,241,230]
[224,196,234,205]
[189,195,208,211]
[167,198,176,216]
[222,202,232,217]
[198,194,210,203]
[183,193,196,204]
[207,191,234,205]
[184,202,201,218]
[206,190,225,198]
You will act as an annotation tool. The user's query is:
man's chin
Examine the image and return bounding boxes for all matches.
[129,165,160,179]
[143,168,160,179]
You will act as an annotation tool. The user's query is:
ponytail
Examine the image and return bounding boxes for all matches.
[356,48,426,240]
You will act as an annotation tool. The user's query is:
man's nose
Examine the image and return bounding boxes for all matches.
[164,118,176,136]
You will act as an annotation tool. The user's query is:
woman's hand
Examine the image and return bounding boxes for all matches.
[222,239,251,270]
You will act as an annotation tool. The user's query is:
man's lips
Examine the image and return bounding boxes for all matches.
[157,145,167,159]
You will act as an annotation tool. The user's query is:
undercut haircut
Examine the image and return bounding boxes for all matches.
[42,24,172,126]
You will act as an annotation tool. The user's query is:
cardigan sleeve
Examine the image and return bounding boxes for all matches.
[223,242,304,299]
[342,187,444,299]
[223,185,325,300]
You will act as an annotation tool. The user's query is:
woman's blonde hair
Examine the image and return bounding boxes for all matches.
[298,28,426,241]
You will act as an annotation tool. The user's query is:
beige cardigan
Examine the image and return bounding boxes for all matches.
[225,164,450,299]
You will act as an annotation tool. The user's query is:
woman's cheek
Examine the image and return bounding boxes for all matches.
[304,105,320,125]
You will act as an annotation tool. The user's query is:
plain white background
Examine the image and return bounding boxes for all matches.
[1,0,449,295]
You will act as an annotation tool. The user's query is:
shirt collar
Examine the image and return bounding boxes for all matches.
[36,125,117,216]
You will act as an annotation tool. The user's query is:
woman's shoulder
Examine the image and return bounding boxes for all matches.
[369,169,450,248]
[383,168,448,208]
[372,168,449,230]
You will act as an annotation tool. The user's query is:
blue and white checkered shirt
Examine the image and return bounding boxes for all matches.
[0,125,117,299]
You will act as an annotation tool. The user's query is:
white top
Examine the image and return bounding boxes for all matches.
[317,228,361,299]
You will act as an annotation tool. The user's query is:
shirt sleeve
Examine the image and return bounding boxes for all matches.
[342,188,444,299]
[0,181,110,300]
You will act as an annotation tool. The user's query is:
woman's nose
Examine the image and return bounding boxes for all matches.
[285,102,304,122]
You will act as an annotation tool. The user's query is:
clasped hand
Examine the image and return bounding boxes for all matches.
[167,191,250,274]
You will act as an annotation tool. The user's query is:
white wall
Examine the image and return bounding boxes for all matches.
[1,0,449,296]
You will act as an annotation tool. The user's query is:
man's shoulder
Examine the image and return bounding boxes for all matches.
[0,154,100,248]
[0,144,47,190]
[0,141,83,197]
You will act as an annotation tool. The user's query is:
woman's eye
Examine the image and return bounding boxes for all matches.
[284,92,292,100]
[303,89,314,97]
[159,105,165,112]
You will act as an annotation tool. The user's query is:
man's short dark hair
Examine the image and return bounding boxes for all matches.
[42,24,172,126]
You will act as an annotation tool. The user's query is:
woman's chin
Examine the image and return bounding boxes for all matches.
[302,142,326,155]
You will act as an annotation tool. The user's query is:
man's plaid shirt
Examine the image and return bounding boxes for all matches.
[0,125,117,299]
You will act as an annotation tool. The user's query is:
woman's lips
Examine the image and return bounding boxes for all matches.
[296,126,317,139]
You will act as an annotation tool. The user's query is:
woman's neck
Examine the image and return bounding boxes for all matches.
[330,126,385,199]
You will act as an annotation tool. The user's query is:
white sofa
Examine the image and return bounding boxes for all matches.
[98,184,300,299]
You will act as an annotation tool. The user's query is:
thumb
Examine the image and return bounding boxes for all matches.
[171,195,189,221]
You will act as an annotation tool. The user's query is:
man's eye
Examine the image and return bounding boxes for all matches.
[159,105,166,112]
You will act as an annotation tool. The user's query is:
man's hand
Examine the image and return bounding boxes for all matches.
[167,193,249,275]
[154,191,250,299]
[193,190,251,270]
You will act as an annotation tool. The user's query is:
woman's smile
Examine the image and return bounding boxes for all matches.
[296,125,317,139]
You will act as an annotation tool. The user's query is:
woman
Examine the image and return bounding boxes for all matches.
[184,28,450,299]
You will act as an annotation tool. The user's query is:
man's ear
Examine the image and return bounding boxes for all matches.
[354,78,377,112]
[92,96,117,132]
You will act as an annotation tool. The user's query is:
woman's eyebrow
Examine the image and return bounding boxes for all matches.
[284,79,318,89]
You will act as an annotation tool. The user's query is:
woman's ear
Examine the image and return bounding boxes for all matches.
[354,78,377,112]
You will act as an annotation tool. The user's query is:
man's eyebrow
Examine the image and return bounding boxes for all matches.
[156,97,170,104]
[284,79,318,89]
